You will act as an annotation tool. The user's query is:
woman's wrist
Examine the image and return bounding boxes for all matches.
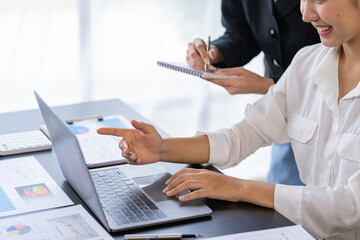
[258,77,275,94]
[159,138,170,162]
[239,179,275,208]
[159,136,210,164]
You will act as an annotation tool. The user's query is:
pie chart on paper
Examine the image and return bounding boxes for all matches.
[68,125,89,135]
[7,224,31,235]
[23,185,49,198]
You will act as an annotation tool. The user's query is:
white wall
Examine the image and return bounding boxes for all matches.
[0,0,270,181]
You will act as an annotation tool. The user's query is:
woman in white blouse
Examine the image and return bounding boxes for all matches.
[98,0,360,238]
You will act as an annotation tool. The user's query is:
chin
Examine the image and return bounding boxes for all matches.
[320,39,342,48]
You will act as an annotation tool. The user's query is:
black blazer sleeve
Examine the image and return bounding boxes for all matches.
[211,0,261,68]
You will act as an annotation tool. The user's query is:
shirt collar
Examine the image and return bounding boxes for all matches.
[312,46,341,117]
[343,79,360,100]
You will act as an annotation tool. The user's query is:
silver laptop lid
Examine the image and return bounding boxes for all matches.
[34,91,110,231]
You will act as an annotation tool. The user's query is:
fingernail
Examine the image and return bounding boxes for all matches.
[166,190,173,196]
[120,143,125,151]
[125,148,130,155]
[209,65,217,72]
[165,179,170,185]
[130,152,136,161]
[179,196,185,201]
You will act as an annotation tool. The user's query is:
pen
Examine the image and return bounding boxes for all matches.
[124,233,202,240]
[204,35,211,71]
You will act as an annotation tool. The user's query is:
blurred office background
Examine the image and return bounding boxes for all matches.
[0,0,270,180]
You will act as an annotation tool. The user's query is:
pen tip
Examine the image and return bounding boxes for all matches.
[196,234,202,237]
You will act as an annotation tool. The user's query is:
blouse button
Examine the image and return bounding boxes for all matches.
[269,29,277,40]
[273,59,281,68]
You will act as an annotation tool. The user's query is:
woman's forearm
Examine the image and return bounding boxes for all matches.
[160,135,210,164]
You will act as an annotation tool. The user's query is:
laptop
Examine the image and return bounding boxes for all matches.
[35,91,212,232]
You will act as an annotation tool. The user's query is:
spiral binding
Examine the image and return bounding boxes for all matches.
[157,61,202,77]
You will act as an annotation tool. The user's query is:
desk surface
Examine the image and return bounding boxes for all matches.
[0,99,293,239]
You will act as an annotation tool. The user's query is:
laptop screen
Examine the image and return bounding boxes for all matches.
[34,91,109,231]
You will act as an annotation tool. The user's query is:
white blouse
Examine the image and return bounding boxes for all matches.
[206,43,360,239]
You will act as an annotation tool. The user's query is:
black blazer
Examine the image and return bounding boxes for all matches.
[212,0,320,82]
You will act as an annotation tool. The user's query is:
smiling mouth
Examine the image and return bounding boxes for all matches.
[313,25,333,36]
[316,26,332,32]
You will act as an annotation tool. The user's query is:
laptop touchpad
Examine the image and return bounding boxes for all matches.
[133,173,172,202]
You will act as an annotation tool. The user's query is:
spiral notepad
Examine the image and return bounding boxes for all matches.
[157,61,234,79]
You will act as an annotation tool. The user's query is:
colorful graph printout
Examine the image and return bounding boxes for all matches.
[22,184,49,198]
[15,183,56,206]
[68,126,90,135]
[0,156,73,218]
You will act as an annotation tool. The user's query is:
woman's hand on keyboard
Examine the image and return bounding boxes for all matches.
[163,168,275,208]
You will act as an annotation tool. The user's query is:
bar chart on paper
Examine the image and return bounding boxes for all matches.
[0,187,16,213]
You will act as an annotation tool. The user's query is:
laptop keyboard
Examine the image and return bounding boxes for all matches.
[90,168,166,225]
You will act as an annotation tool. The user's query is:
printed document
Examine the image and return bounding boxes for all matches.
[0,205,113,240]
[0,156,73,218]
[41,114,131,168]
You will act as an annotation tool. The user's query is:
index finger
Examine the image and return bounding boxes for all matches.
[97,127,128,137]
[216,67,246,76]
[194,38,209,62]
[165,168,201,185]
